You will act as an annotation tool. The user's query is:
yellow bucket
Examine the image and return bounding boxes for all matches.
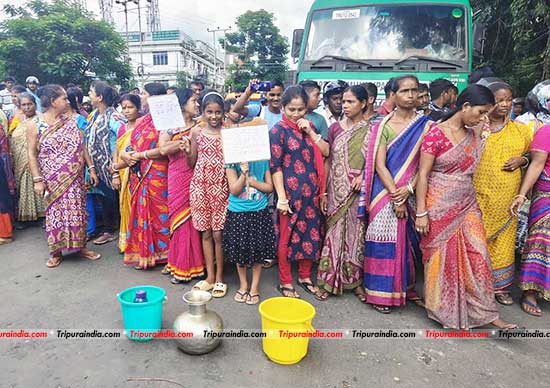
[258,297,316,365]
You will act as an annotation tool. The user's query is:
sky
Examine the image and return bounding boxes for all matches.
[0,0,312,47]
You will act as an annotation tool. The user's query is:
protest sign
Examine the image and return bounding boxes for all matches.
[148,94,185,131]
[221,125,271,164]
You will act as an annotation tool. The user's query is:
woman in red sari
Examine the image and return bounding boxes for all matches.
[415,84,517,329]
[159,88,204,283]
[119,83,170,269]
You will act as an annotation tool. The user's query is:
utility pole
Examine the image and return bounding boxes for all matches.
[115,0,130,56]
[133,0,145,82]
[207,26,231,89]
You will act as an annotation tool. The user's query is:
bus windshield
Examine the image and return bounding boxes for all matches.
[304,5,468,64]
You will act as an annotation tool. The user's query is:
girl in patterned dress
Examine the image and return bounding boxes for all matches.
[190,92,229,298]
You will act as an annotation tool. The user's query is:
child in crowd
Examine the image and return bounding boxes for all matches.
[224,160,275,304]
[190,92,229,297]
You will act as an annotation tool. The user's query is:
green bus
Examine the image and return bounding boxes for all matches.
[292,0,482,100]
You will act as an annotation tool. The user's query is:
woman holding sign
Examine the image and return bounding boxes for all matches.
[270,86,328,298]
[119,83,170,270]
[158,88,205,284]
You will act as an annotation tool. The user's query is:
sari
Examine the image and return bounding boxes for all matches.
[317,120,370,294]
[420,125,499,329]
[473,120,532,290]
[36,116,87,255]
[518,124,550,299]
[123,114,170,268]
[359,113,430,306]
[115,123,133,252]
[9,116,45,221]
[0,123,15,239]
[165,126,205,281]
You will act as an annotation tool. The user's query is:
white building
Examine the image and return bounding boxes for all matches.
[124,30,225,89]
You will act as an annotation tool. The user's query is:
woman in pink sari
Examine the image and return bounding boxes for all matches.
[26,85,101,267]
[416,84,516,329]
[159,88,204,284]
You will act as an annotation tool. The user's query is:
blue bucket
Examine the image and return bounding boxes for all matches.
[117,285,166,342]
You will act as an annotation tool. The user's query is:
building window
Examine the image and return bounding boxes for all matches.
[153,51,168,66]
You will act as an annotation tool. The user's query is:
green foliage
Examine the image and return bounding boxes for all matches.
[175,70,192,88]
[223,9,288,89]
[472,0,550,96]
[0,0,133,87]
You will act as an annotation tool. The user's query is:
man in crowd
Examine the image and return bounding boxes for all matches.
[417,83,431,115]
[25,76,42,112]
[317,80,347,128]
[512,97,525,119]
[231,79,284,130]
[0,76,16,111]
[361,82,380,121]
[129,87,140,95]
[376,79,396,116]
[429,78,455,120]
[166,86,177,95]
[190,80,205,98]
[299,80,329,139]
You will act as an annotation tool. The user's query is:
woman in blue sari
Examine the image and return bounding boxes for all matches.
[359,75,431,313]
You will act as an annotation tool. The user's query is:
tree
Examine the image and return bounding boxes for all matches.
[0,0,133,87]
[472,0,550,96]
[175,70,192,88]
[223,9,289,90]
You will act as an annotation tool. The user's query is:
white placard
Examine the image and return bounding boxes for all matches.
[221,125,271,164]
[147,94,185,131]
[332,9,361,20]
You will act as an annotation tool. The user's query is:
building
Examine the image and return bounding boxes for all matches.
[124,30,225,88]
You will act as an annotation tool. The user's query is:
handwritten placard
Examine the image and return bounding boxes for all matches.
[147,94,185,131]
[221,125,271,164]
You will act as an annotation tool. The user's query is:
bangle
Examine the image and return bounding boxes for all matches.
[416,211,428,218]
[32,176,43,182]
[322,193,328,197]
[521,156,529,167]
[514,194,528,201]
[112,174,120,179]
[393,199,406,207]
[88,165,96,170]
[407,182,414,195]
[277,199,289,205]
[143,151,148,160]
[112,165,119,172]
[315,134,322,144]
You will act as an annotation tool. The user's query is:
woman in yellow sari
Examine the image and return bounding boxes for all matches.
[9,92,45,225]
[111,94,141,253]
[473,79,532,305]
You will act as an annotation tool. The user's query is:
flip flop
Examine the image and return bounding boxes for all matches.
[246,293,260,305]
[192,280,214,291]
[79,249,101,260]
[212,282,227,298]
[495,293,514,306]
[315,290,329,301]
[234,290,248,303]
[46,256,62,268]
[407,296,426,308]
[298,280,317,295]
[277,285,299,298]
[521,297,542,317]
[372,304,391,314]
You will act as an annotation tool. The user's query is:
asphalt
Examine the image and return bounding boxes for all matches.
[2,226,550,388]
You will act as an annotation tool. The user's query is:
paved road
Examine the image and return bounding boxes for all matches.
[2,226,549,388]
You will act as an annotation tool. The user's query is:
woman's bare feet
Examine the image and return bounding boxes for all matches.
[490,318,518,329]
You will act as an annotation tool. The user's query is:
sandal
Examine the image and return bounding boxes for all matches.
[46,255,63,268]
[521,297,542,317]
[234,290,248,303]
[372,304,391,314]
[262,259,276,269]
[278,285,300,298]
[298,280,318,295]
[192,280,214,291]
[354,287,367,303]
[495,293,514,306]
[0,237,13,245]
[315,289,329,301]
[489,319,519,330]
[246,293,260,305]
[161,264,171,275]
[407,296,426,308]
[79,248,101,261]
[212,282,227,298]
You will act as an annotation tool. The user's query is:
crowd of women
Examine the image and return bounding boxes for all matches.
[1,74,549,331]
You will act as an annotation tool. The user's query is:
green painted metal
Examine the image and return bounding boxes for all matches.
[296,0,473,92]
